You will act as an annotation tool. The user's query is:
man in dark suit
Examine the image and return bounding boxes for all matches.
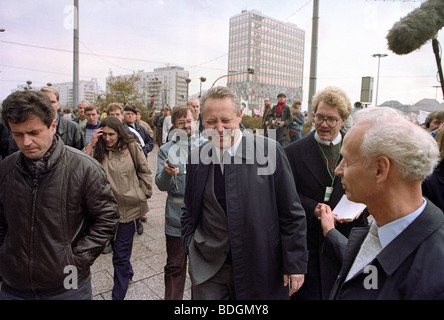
[181,86,308,300]
[284,86,369,300]
[320,107,444,300]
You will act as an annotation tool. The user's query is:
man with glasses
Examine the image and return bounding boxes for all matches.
[155,105,207,300]
[284,86,369,300]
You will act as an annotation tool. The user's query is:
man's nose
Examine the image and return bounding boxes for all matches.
[23,134,33,146]
[335,160,344,176]
[216,122,225,133]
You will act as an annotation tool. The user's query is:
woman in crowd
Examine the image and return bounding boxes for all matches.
[84,116,152,300]
[289,100,305,143]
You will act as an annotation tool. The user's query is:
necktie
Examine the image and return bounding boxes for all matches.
[345,223,382,281]
[219,150,231,174]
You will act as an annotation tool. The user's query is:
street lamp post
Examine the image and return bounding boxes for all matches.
[211,68,255,88]
[185,77,191,100]
[372,53,388,107]
[199,77,206,98]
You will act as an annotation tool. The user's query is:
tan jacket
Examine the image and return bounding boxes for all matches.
[98,141,152,223]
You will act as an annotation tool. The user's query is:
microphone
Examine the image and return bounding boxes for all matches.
[386,0,444,55]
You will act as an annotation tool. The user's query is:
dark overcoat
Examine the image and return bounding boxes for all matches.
[284,130,369,299]
[181,132,308,300]
[326,201,444,299]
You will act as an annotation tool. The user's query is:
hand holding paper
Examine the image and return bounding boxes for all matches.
[333,195,367,221]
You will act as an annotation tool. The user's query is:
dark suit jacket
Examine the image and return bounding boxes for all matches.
[327,201,444,299]
[181,132,308,300]
[285,130,368,300]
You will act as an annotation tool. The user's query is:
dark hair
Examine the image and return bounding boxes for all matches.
[424,110,444,129]
[171,105,195,125]
[1,91,55,130]
[92,116,135,163]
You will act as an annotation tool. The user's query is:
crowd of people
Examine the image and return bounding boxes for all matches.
[0,84,443,300]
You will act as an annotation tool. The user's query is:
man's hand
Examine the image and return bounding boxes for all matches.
[317,204,336,237]
[163,161,179,176]
[283,274,305,296]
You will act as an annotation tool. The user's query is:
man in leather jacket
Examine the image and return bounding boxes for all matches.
[40,86,85,150]
[0,91,120,300]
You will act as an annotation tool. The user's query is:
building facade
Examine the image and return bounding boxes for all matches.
[53,79,101,110]
[116,66,190,110]
[227,10,305,111]
[11,79,101,110]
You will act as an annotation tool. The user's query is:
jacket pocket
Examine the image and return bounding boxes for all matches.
[64,244,76,268]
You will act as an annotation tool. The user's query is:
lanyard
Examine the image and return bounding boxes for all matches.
[317,141,341,201]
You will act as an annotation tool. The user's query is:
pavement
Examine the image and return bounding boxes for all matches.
[91,145,192,300]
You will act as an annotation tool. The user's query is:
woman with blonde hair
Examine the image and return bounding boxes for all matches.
[84,116,152,300]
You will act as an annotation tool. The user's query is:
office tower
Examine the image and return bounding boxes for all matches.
[227,10,305,111]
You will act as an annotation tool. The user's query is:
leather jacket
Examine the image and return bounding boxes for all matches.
[0,137,119,299]
[57,116,85,150]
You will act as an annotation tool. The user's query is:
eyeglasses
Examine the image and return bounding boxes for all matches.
[313,114,339,128]
[176,119,193,126]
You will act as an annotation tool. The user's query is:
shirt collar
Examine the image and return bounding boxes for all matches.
[377,198,427,248]
[314,131,342,146]
[214,130,243,162]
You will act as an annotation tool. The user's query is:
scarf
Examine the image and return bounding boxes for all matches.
[276,101,286,114]
[23,136,58,182]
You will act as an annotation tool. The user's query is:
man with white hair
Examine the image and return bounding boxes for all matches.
[320,107,444,299]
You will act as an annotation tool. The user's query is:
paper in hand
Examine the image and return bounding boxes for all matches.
[333,195,367,220]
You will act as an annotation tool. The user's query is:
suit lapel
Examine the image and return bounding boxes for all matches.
[301,132,334,188]
[193,145,212,207]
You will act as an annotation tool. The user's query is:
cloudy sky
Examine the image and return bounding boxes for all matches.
[1,0,442,110]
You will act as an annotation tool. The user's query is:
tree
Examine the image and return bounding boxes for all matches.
[95,69,146,113]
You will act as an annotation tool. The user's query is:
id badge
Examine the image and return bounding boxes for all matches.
[324,186,333,202]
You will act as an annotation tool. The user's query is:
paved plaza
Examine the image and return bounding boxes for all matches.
[91,145,191,300]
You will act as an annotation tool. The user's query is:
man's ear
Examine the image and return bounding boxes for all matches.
[50,119,57,134]
[375,155,391,184]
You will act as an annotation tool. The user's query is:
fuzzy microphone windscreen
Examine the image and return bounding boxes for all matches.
[386,0,444,55]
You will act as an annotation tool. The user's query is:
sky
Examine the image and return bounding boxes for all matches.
[1,0,443,111]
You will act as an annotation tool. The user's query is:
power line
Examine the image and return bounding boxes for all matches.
[0,39,225,72]
[0,63,104,79]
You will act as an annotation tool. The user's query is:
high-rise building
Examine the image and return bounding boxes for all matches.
[53,79,101,110]
[11,79,101,110]
[115,65,190,110]
[227,10,305,111]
